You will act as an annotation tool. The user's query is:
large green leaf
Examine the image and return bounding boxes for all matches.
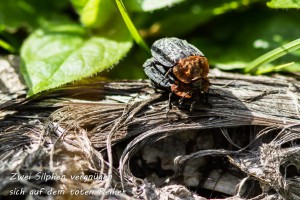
[267,0,300,8]
[70,0,114,28]
[21,23,133,96]
[125,0,186,12]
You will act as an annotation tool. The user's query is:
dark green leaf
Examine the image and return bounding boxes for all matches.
[0,0,70,32]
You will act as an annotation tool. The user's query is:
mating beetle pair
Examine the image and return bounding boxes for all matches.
[143,37,210,109]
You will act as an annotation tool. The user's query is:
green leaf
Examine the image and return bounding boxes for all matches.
[0,0,70,32]
[125,0,186,12]
[70,0,114,28]
[21,23,133,96]
[267,0,300,9]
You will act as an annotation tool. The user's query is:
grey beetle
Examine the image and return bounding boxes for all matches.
[150,37,204,67]
[143,57,175,90]
[143,37,210,112]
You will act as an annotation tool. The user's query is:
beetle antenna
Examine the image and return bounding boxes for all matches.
[167,92,173,113]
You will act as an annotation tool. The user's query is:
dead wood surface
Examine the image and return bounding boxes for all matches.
[0,68,300,200]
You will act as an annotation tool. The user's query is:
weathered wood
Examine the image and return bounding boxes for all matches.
[0,69,300,199]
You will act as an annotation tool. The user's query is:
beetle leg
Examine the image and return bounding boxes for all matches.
[179,97,184,105]
[179,93,188,105]
[203,90,213,109]
[168,92,173,110]
[166,92,173,115]
[157,68,173,86]
[190,100,196,111]
[190,92,197,111]
[164,68,172,77]
[205,88,210,103]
